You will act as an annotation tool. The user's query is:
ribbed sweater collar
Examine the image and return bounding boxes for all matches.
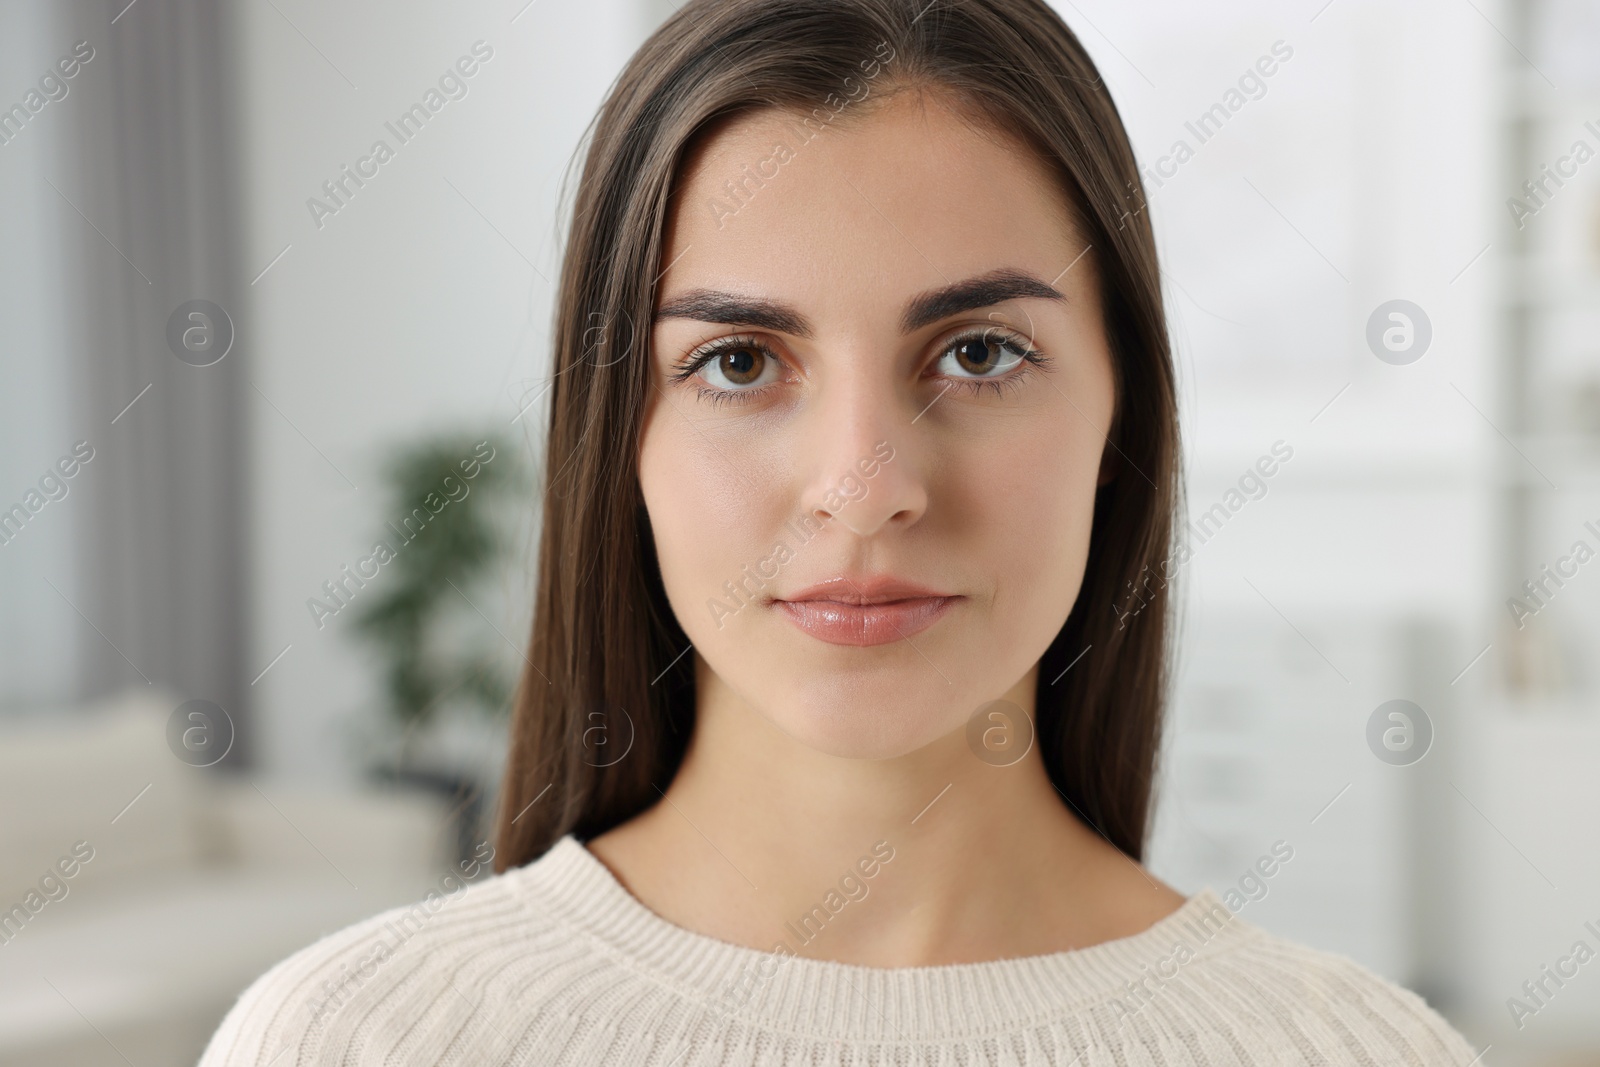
[510,834,1256,1042]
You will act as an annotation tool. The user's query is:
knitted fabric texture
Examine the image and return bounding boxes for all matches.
[198,835,1479,1065]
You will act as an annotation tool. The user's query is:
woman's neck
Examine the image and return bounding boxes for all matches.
[584,663,1187,967]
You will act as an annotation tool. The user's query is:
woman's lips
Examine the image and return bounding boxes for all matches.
[772,596,959,647]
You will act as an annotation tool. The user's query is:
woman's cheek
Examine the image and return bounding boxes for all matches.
[641,419,786,635]
[642,437,717,598]
[984,419,1101,638]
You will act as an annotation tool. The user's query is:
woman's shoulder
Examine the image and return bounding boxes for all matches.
[1172,901,1479,1064]
[195,848,564,1067]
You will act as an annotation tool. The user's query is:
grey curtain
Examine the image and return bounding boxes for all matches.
[59,0,252,764]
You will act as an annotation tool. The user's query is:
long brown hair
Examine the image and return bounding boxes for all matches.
[494,0,1180,872]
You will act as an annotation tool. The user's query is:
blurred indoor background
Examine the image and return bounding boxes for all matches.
[1,0,1597,1063]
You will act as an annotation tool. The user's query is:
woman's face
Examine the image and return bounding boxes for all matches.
[639,88,1117,759]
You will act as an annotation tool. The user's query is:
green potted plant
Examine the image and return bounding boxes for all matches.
[348,431,526,859]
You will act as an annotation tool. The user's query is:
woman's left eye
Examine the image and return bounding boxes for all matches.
[934,330,1040,379]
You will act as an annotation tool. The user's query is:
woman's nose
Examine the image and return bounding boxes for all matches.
[795,378,927,539]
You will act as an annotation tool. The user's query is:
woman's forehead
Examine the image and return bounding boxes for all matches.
[657,94,1090,322]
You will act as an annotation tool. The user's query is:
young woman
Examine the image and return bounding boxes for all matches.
[201,0,1479,1063]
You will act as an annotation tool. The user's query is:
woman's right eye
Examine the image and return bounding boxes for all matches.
[700,345,774,389]
[672,337,785,399]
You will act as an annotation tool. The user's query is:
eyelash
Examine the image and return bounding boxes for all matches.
[667,329,1053,408]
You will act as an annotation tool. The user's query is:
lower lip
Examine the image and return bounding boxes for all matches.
[772,596,958,647]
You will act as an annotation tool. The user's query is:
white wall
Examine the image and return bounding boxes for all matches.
[1065,0,1498,1017]
[236,0,653,782]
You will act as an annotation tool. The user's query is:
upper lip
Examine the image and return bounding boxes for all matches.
[775,575,954,605]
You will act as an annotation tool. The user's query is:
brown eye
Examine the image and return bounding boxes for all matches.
[714,346,765,386]
[692,340,782,394]
[940,331,1030,378]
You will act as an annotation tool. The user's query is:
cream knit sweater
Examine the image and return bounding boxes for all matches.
[198,835,1479,1065]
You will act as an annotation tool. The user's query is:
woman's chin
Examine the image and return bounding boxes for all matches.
[757,694,965,762]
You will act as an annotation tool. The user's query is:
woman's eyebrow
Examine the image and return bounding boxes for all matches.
[650,267,1066,338]
[900,268,1066,333]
